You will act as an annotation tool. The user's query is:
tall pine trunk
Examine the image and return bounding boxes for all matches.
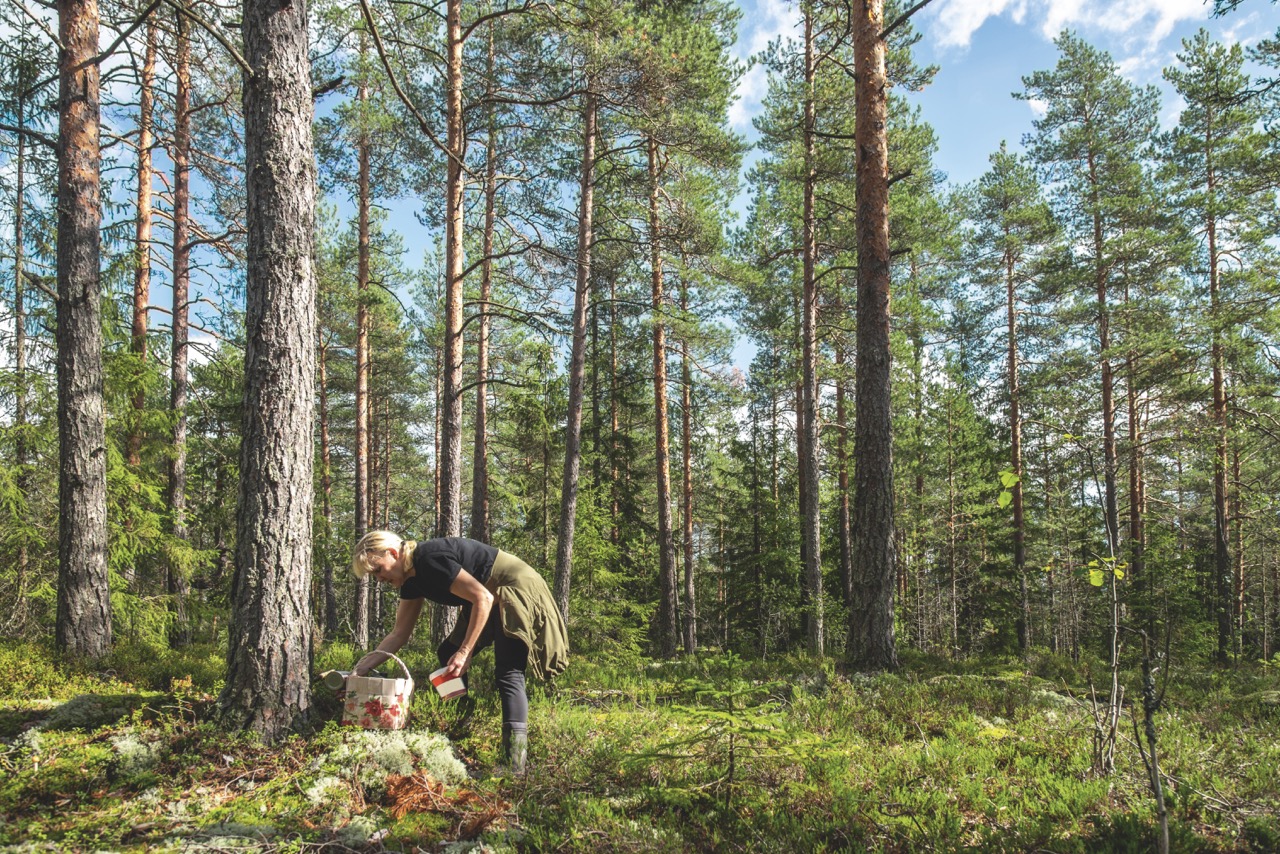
[168,7,193,647]
[128,21,156,469]
[554,90,597,620]
[353,34,372,650]
[835,342,853,608]
[799,1,823,656]
[680,275,696,654]
[319,338,337,638]
[13,66,30,603]
[1007,250,1029,653]
[648,137,679,658]
[848,0,897,671]
[439,0,465,540]
[1207,160,1233,663]
[56,0,111,659]
[220,0,317,740]
[468,84,496,544]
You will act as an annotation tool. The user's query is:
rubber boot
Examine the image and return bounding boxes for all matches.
[501,723,527,776]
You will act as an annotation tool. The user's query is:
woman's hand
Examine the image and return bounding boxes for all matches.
[354,651,389,676]
[443,646,472,678]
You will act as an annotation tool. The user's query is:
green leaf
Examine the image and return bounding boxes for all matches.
[997,491,1013,509]
[1087,560,1099,568]
[1113,567,1124,580]
[999,470,1021,488]
[1089,569,1105,587]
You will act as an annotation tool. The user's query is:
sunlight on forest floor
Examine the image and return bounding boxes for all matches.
[1,641,1278,852]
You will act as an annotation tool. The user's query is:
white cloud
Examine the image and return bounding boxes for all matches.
[1027,97,1048,117]
[933,0,1026,49]
[927,0,1209,51]
[731,0,800,130]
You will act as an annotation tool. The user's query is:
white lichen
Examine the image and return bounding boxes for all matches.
[110,731,164,774]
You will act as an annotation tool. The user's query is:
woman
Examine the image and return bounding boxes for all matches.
[350,531,568,773]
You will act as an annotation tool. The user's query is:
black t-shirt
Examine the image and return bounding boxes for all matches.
[400,537,499,606]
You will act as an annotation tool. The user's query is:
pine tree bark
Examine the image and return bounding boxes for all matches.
[554,90,596,621]
[848,0,897,671]
[438,0,465,540]
[219,0,317,740]
[799,3,823,656]
[648,137,679,658]
[1087,153,1121,559]
[128,21,156,469]
[168,7,193,648]
[56,0,112,660]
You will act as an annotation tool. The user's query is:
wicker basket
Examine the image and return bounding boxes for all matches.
[340,652,414,730]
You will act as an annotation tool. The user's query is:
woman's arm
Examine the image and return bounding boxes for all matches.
[354,598,425,675]
[441,568,494,678]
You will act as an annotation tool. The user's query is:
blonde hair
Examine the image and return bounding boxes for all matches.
[351,530,417,580]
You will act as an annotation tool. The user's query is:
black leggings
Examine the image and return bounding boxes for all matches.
[436,604,529,728]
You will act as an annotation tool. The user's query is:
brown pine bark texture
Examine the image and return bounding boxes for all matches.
[220,0,317,741]
[56,0,112,659]
[849,0,898,671]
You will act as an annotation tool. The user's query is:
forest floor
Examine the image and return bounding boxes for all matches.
[1,639,1278,853]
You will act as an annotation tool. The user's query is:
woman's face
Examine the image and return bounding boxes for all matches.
[369,548,408,588]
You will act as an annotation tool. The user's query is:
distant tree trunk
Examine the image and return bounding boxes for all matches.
[219,0,317,740]
[128,21,156,470]
[438,0,465,540]
[168,7,193,648]
[609,275,620,546]
[648,136,679,659]
[848,0,897,671]
[470,28,499,545]
[353,34,372,650]
[55,0,111,660]
[1087,156,1121,559]
[1007,250,1029,654]
[1208,170,1233,664]
[13,74,30,599]
[1232,443,1244,657]
[319,338,337,638]
[1124,278,1146,633]
[680,275,696,654]
[799,1,823,657]
[554,90,596,621]
[835,343,853,608]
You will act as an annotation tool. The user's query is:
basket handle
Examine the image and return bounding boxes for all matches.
[359,651,415,689]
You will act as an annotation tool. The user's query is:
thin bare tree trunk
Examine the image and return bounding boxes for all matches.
[470,25,498,545]
[319,338,337,638]
[353,33,372,650]
[1207,161,1233,663]
[439,0,465,540]
[168,6,193,647]
[220,0,317,739]
[799,1,823,657]
[128,21,156,469]
[1007,250,1028,653]
[56,0,111,659]
[554,90,597,620]
[609,275,619,546]
[680,275,696,654]
[835,343,853,609]
[648,137,679,658]
[13,62,30,606]
[848,0,897,671]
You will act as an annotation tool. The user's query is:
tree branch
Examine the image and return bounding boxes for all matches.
[879,0,937,42]
[163,0,252,78]
[0,122,57,151]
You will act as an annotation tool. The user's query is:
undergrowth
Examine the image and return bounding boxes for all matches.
[1,639,1277,852]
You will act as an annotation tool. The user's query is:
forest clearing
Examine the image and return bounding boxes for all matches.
[2,641,1278,852]
[3,0,1280,849]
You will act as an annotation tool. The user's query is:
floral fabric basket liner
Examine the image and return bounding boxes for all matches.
[341,652,414,730]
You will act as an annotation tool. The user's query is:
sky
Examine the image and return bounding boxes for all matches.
[729,0,1280,191]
